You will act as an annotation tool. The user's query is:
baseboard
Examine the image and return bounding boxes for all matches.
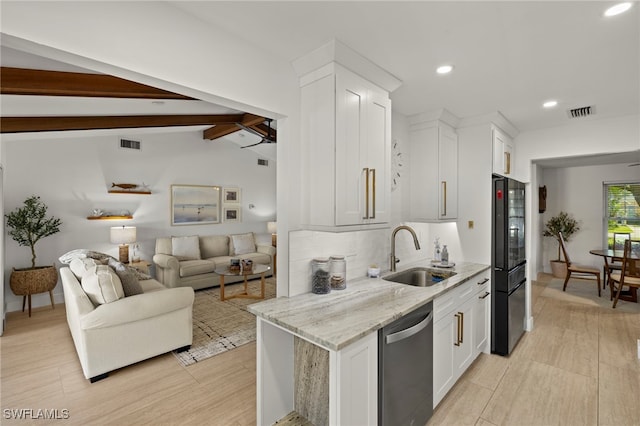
[5,291,65,313]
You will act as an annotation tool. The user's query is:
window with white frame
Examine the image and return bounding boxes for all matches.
[604,182,640,249]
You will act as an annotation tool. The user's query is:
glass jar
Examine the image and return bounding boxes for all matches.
[329,255,346,290]
[311,258,331,294]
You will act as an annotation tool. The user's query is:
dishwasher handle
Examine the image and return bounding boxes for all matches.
[385,312,433,345]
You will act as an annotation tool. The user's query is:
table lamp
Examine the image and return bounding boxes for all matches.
[267,221,277,247]
[110,226,137,263]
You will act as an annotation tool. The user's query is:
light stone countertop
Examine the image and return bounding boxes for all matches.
[248,261,490,351]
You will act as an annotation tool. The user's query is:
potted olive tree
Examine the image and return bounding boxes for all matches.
[5,196,62,316]
[543,211,580,278]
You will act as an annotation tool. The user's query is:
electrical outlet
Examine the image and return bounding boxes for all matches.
[468,220,474,229]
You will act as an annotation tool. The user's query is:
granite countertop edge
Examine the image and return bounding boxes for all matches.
[248,260,490,351]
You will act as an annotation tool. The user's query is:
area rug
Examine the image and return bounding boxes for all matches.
[173,277,276,367]
[541,277,640,313]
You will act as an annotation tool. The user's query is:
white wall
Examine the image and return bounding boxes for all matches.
[1,0,300,298]
[538,163,639,272]
[3,131,276,312]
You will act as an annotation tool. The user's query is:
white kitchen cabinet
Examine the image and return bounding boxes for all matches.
[474,276,491,354]
[301,63,391,229]
[492,126,514,176]
[433,271,491,407]
[335,331,378,425]
[410,121,458,221]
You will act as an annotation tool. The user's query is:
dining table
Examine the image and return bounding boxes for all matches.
[589,248,638,303]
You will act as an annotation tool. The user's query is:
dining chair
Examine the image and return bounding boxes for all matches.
[558,232,601,296]
[605,233,631,291]
[610,239,640,308]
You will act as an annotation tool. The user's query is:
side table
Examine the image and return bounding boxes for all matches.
[129,260,152,275]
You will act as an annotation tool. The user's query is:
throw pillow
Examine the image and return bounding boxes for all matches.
[59,249,115,265]
[230,232,256,255]
[171,236,201,260]
[81,265,125,305]
[69,257,101,279]
[108,259,144,297]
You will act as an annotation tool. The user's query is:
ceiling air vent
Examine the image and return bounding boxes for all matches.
[120,138,141,150]
[257,159,269,167]
[567,105,595,119]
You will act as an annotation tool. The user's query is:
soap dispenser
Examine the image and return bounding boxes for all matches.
[433,238,441,261]
[441,245,449,264]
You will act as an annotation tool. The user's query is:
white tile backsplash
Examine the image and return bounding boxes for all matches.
[288,222,463,296]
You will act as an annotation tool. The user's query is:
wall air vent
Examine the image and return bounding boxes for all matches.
[257,158,269,167]
[120,139,141,150]
[567,105,595,119]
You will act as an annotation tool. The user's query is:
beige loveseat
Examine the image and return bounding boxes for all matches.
[60,256,194,382]
[153,233,275,290]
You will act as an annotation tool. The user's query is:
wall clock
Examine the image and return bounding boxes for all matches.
[391,139,403,191]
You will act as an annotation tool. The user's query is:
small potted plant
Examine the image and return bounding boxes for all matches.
[543,211,580,278]
[5,195,62,316]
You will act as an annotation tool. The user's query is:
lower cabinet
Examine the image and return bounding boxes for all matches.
[433,272,491,407]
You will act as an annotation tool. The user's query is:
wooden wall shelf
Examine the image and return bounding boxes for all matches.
[87,215,133,220]
[108,190,151,195]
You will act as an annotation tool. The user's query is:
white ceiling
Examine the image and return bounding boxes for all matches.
[171,1,639,131]
[1,1,638,163]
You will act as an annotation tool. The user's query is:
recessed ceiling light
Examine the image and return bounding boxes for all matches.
[604,2,632,17]
[543,100,558,108]
[436,65,454,75]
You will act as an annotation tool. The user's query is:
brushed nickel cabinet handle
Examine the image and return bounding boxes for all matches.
[363,168,369,220]
[459,311,464,344]
[454,313,461,346]
[477,278,489,285]
[479,291,490,299]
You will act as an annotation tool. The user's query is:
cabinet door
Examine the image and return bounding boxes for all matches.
[474,287,491,354]
[453,298,475,374]
[366,90,391,224]
[336,331,378,425]
[335,70,367,226]
[492,127,512,176]
[433,315,455,407]
[409,126,439,220]
[438,126,458,219]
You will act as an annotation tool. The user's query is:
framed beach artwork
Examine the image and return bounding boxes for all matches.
[171,185,221,225]
[223,207,241,223]
[223,187,241,204]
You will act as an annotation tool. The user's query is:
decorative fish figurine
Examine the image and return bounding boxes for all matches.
[112,183,137,189]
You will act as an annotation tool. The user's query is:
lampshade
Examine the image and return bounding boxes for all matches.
[110,226,137,244]
[267,221,277,234]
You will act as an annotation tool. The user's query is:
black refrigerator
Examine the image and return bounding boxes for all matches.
[491,175,526,356]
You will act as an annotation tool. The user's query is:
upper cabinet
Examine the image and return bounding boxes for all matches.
[492,126,514,177]
[295,41,400,230]
[409,120,458,221]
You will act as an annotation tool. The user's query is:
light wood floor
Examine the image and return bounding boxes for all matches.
[1,275,639,425]
[429,274,640,426]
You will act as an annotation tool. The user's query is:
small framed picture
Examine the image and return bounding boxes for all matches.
[224,207,241,223]
[223,187,241,204]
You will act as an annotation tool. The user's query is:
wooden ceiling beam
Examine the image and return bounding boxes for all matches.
[0,67,196,100]
[1,114,245,133]
[203,114,266,140]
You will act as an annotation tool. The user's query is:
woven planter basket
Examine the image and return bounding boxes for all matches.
[10,266,58,296]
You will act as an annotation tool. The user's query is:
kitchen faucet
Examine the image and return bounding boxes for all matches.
[390,225,421,272]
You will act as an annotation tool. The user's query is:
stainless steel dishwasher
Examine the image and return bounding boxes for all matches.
[378,302,433,426]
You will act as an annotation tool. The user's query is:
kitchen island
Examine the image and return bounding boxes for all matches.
[248,261,490,425]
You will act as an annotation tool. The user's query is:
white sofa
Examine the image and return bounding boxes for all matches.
[60,262,194,382]
[153,233,275,290]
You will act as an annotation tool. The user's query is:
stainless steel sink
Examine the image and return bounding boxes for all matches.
[383,267,456,287]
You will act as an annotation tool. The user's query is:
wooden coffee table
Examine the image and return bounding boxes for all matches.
[215,264,271,301]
